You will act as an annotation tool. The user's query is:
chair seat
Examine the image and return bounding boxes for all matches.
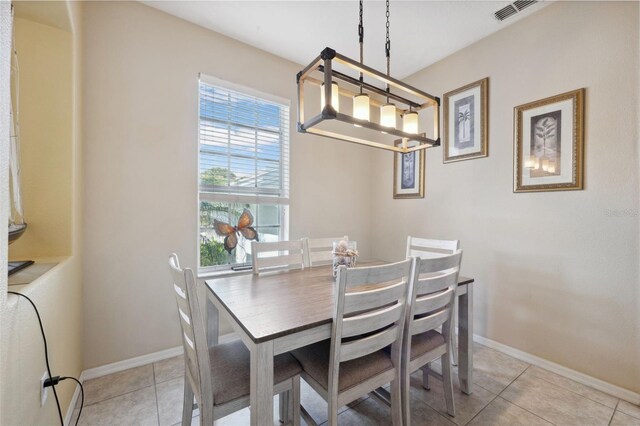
[210,340,302,405]
[291,339,393,392]
[410,330,445,360]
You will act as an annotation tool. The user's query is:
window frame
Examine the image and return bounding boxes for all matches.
[197,74,290,275]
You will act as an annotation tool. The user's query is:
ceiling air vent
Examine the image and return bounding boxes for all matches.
[494,5,517,21]
[514,0,538,11]
[494,0,538,21]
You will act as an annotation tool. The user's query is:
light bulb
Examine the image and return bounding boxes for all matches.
[548,162,556,173]
[403,111,419,134]
[320,82,340,112]
[534,157,540,169]
[380,103,397,128]
[542,158,549,172]
[353,93,370,122]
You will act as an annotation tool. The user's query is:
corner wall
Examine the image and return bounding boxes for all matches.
[0,2,84,424]
[370,1,640,393]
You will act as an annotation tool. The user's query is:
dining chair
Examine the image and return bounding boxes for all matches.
[302,236,349,267]
[168,253,302,425]
[406,236,461,366]
[251,240,306,274]
[401,251,462,426]
[291,259,415,426]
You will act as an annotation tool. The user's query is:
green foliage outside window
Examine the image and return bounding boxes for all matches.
[200,239,230,267]
[200,167,236,186]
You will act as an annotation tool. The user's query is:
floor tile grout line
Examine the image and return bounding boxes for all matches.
[155,375,184,385]
[83,364,156,407]
[477,346,621,411]
[608,400,620,426]
[495,365,559,426]
[406,369,499,425]
[83,383,156,408]
[153,362,161,426]
[153,356,185,385]
[617,404,640,421]
[476,349,620,412]
[495,395,556,426]
[527,369,619,410]
[428,360,512,398]
[342,391,458,426]
[462,390,500,425]
[497,364,530,397]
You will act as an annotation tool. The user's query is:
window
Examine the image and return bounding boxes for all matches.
[198,75,290,272]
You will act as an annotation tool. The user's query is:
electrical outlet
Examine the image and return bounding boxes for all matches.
[40,371,48,407]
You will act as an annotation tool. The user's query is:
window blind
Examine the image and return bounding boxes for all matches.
[198,76,290,205]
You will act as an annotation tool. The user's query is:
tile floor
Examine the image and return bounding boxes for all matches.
[71,342,640,426]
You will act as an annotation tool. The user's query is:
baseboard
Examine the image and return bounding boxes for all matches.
[473,334,640,405]
[81,333,236,381]
[81,345,182,381]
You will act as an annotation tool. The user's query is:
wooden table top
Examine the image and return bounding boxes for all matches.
[205,263,474,344]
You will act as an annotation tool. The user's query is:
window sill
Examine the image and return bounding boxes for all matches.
[197,267,253,280]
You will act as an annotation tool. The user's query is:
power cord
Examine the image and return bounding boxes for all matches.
[44,376,84,426]
[8,291,84,426]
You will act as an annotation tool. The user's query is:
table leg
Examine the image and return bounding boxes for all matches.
[458,284,473,394]
[279,390,290,424]
[250,340,274,426]
[206,296,219,348]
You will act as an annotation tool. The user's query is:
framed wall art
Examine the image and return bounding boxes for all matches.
[443,77,489,163]
[514,88,585,192]
[393,139,425,199]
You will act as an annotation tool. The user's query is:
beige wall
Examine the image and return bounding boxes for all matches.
[370,1,640,393]
[9,18,73,259]
[81,1,372,368]
[1,2,84,424]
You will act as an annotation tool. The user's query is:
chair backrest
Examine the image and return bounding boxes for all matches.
[168,254,213,407]
[328,259,415,396]
[404,251,462,358]
[303,235,349,267]
[406,236,460,259]
[251,240,306,274]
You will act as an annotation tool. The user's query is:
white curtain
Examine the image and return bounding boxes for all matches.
[8,10,23,229]
[9,109,23,227]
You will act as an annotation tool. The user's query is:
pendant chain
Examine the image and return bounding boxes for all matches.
[358,0,364,93]
[385,0,391,101]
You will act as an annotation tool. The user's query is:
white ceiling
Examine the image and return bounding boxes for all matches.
[143,1,548,78]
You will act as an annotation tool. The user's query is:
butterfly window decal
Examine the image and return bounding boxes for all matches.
[213,208,260,253]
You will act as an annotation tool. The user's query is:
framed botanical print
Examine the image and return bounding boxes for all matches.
[393,139,425,199]
[514,88,585,193]
[443,77,489,163]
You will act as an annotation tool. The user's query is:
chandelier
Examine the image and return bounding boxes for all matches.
[296,0,440,154]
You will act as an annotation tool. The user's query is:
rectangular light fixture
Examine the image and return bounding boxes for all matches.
[296,47,440,154]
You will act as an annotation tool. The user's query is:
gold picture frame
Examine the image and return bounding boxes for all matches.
[443,77,489,163]
[514,88,585,193]
[393,139,425,199]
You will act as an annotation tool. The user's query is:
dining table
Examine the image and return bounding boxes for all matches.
[204,261,475,426]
